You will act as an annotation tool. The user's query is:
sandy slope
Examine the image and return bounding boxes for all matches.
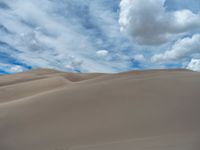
[0,69,200,150]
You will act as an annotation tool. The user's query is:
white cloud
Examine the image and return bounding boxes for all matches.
[9,65,24,73]
[119,0,200,45]
[0,63,25,73]
[151,34,200,63]
[0,0,138,73]
[0,0,133,73]
[64,56,83,71]
[133,54,145,62]
[1,0,199,73]
[96,50,109,57]
[186,59,200,72]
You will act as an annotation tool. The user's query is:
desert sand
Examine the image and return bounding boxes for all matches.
[0,69,200,150]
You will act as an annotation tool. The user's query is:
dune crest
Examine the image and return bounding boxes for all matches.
[0,69,200,150]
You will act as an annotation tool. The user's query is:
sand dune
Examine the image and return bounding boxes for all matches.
[0,69,200,150]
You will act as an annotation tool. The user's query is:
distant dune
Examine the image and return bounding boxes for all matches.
[0,69,200,150]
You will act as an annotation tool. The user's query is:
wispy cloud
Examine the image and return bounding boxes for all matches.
[0,0,133,73]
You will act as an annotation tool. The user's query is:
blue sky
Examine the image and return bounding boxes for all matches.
[0,0,200,74]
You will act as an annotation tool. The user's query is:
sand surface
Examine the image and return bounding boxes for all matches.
[0,69,200,150]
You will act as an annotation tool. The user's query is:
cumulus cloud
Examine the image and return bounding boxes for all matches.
[96,50,109,57]
[151,34,200,63]
[186,59,200,72]
[119,0,200,45]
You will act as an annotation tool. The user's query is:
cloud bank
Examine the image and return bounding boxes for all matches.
[119,0,200,45]
[118,0,200,72]
[151,34,200,63]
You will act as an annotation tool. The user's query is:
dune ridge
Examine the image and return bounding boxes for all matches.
[0,69,200,150]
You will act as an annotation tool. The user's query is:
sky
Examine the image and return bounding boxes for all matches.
[0,0,200,74]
